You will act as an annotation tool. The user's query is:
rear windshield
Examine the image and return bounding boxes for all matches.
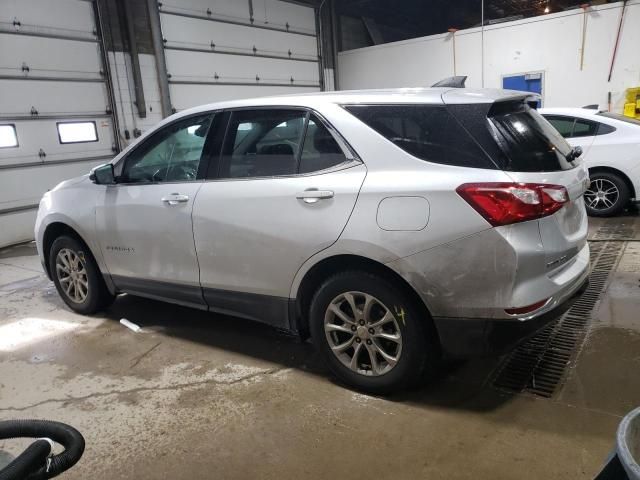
[597,112,640,127]
[488,102,576,172]
[344,104,497,169]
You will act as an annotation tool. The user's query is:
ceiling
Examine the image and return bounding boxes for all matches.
[300,0,615,47]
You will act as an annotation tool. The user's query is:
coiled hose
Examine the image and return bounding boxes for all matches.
[0,420,84,480]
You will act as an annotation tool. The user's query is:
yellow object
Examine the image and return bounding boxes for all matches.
[624,87,640,119]
[624,103,636,117]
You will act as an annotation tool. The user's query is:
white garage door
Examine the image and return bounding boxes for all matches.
[159,0,320,111]
[0,0,117,247]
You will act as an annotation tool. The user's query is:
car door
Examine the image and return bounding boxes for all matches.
[192,108,366,328]
[95,113,217,308]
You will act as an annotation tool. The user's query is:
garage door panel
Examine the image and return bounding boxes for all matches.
[170,84,319,111]
[165,50,319,84]
[0,210,38,248]
[256,0,316,33]
[0,118,114,166]
[0,158,107,209]
[160,14,318,58]
[161,0,251,22]
[0,34,102,79]
[0,79,108,116]
[0,0,96,35]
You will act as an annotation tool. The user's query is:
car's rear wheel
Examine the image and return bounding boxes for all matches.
[584,172,630,217]
[309,271,439,394]
[49,236,114,314]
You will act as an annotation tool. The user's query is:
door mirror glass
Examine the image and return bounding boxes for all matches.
[90,163,115,185]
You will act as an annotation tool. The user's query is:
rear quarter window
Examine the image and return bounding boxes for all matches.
[344,104,497,169]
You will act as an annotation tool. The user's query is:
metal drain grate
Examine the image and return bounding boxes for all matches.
[591,219,637,241]
[492,239,624,398]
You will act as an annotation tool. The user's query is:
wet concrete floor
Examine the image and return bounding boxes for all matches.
[0,215,639,479]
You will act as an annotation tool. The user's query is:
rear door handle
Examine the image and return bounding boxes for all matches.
[296,190,334,204]
[161,193,189,206]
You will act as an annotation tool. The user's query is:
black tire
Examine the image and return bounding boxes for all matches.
[585,172,630,217]
[309,271,439,394]
[49,235,114,314]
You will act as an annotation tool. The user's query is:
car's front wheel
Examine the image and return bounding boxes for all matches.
[584,172,630,217]
[309,271,439,394]
[49,235,114,314]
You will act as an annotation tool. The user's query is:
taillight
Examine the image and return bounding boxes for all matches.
[456,182,568,227]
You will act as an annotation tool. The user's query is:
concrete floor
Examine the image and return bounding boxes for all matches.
[0,216,639,479]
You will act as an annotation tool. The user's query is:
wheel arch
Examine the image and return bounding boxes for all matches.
[41,222,113,293]
[292,254,435,341]
[589,166,636,200]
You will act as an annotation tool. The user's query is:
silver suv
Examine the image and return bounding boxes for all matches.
[35,88,590,393]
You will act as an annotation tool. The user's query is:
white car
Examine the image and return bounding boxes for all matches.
[540,108,640,216]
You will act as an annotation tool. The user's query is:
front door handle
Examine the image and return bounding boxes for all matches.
[296,189,334,204]
[161,193,189,206]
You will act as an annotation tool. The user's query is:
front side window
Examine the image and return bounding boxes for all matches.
[344,104,495,169]
[120,114,213,184]
[299,115,348,173]
[220,109,306,178]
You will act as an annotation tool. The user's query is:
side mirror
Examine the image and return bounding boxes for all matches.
[90,163,115,185]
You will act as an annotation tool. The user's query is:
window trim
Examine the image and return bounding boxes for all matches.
[0,124,19,149]
[206,105,361,181]
[56,121,98,145]
[114,112,218,186]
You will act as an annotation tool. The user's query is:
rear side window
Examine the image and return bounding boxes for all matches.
[220,110,305,178]
[545,114,616,138]
[344,104,496,169]
[299,115,348,174]
[544,116,575,138]
[489,102,576,172]
[572,119,598,137]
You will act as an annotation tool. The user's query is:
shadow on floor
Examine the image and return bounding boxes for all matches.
[96,292,513,412]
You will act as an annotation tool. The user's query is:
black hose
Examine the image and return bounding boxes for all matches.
[0,440,51,480]
[0,420,85,480]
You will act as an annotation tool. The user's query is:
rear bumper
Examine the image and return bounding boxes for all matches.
[433,276,589,358]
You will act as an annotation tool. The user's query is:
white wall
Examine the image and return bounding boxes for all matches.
[338,1,640,111]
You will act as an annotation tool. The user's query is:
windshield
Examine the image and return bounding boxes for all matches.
[489,101,577,172]
[597,112,640,127]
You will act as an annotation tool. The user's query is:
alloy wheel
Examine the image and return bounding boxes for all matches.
[55,248,89,304]
[584,178,619,212]
[324,291,403,376]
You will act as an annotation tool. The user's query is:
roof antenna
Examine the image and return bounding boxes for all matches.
[431,76,467,88]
